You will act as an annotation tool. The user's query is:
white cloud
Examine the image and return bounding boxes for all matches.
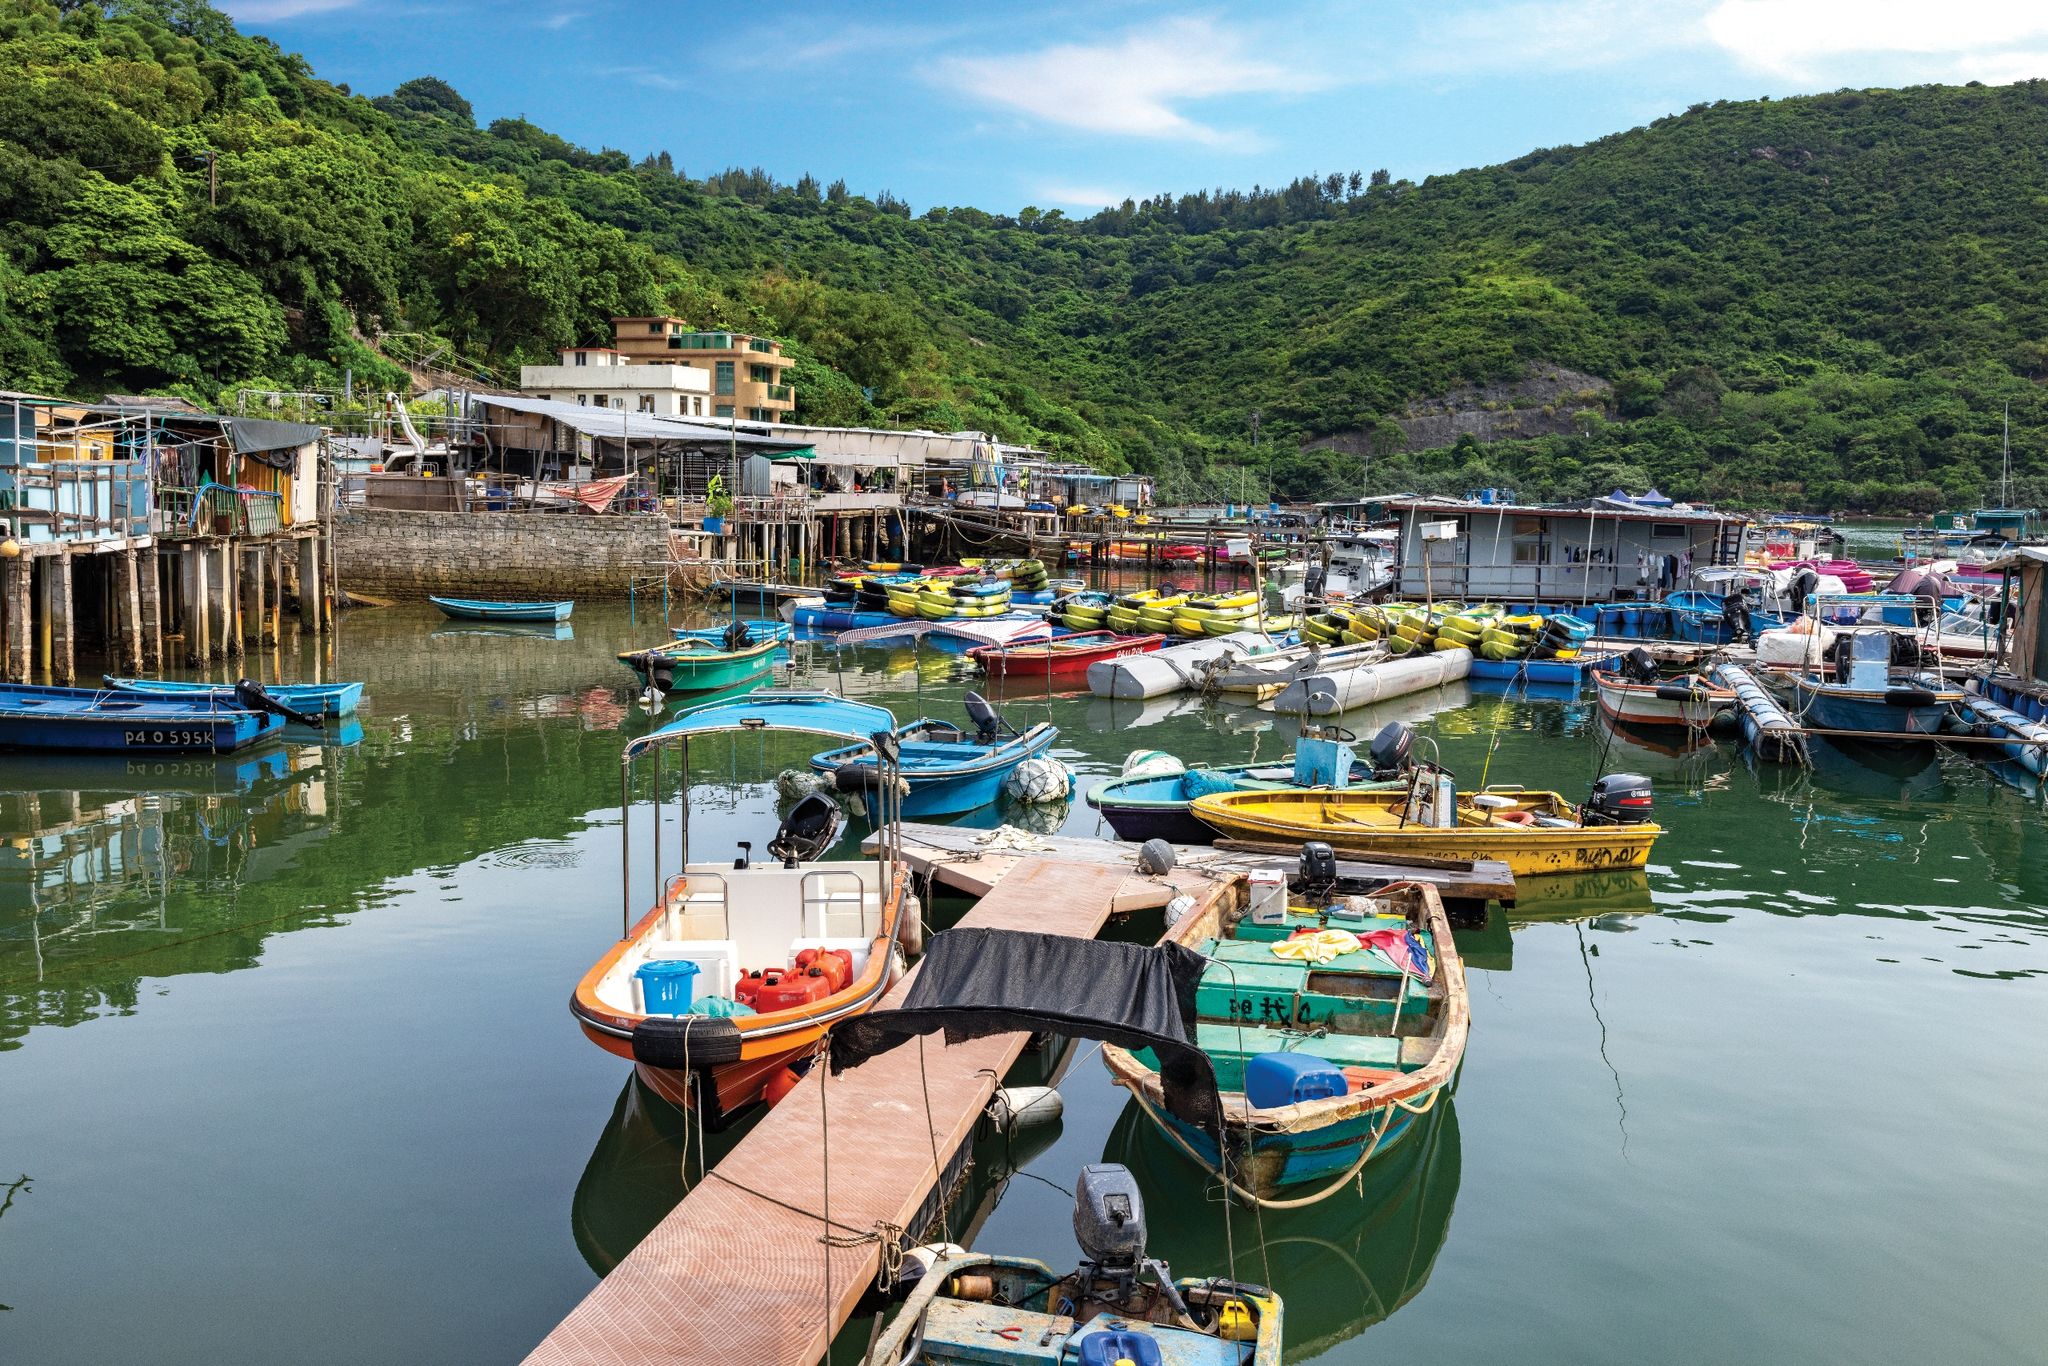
[1033,182,1133,210]
[1401,0,1705,76]
[1703,0,2048,80]
[539,11,581,31]
[927,17,1321,146]
[222,0,360,19]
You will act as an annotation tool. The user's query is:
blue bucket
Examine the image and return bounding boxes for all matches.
[635,958,700,1016]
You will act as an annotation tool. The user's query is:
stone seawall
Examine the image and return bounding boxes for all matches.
[333,509,673,598]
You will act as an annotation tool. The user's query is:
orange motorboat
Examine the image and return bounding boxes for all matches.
[570,689,918,1128]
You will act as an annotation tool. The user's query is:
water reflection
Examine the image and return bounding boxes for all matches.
[0,742,342,1049]
[1102,1095,1461,1362]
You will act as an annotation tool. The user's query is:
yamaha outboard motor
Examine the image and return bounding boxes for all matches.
[963,691,1004,745]
[768,793,844,866]
[1728,584,1758,644]
[1618,647,1659,684]
[232,679,319,727]
[1585,773,1654,825]
[1304,563,1327,600]
[1297,841,1339,900]
[721,619,751,651]
[1366,721,1414,777]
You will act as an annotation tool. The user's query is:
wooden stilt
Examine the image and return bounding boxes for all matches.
[297,536,321,633]
[141,548,163,670]
[190,545,211,665]
[4,558,30,683]
[120,548,145,673]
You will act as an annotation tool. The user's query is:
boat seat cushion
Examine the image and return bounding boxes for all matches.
[642,939,739,999]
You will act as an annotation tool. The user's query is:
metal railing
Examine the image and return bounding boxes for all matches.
[0,459,151,544]
[155,485,284,539]
[766,384,793,402]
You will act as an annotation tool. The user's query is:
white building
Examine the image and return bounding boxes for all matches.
[518,348,712,418]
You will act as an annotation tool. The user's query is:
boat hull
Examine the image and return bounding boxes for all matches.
[1787,677,1957,741]
[0,703,280,753]
[102,677,364,717]
[428,595,573,622]
[1150,1085,1437,1197]
[1592,675,1733,727]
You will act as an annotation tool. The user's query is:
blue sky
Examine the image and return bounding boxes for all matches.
[225,0,2048,213]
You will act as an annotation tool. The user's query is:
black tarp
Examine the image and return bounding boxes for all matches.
[829,927,1221,1132]
[229,417,321,470]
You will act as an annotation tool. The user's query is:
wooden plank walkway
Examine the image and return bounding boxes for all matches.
[526,857,1233,1366]
[867,822,1514,908]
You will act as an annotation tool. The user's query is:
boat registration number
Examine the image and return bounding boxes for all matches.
[1226,995,1309,1026]
[124,729,213,747]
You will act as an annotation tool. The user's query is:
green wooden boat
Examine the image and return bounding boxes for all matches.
[617,624,789,701]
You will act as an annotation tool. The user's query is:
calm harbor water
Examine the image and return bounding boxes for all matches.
[4,602,2047,1364]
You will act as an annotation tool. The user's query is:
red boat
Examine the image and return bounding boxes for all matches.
[968,630,1166,680]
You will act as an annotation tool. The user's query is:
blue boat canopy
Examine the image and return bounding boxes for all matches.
[629,688,896,755]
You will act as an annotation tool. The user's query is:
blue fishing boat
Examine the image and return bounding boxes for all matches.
[428,595,574,623]
[1087,726,1410,845]
[1102,862,1467,1202]
[0,683,285,753]
[102,676,364,717]
[809,693,1057,822]
[1783,630,1961,742]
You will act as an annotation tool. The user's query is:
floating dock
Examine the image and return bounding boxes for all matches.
[870,822,1515,913]
[1711,662,1807,763]
[525,855,1237,1366]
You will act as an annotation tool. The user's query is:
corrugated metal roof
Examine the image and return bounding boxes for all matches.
[1380,495,1742,525]
[473,394,810,448]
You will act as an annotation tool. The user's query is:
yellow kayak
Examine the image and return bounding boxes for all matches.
[1189,788,1663,876]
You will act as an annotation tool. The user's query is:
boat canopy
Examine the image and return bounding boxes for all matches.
[628,688,896,755]
[829,926,1222,1130]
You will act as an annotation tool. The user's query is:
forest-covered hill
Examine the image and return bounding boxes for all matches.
[3,0,2047,511]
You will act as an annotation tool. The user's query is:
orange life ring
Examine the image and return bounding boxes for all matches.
[1495,809,1536,826]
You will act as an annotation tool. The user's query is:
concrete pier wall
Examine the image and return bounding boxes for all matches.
[333,509,675,599]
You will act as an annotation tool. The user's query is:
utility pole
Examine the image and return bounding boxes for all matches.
[1247,408,1259,515]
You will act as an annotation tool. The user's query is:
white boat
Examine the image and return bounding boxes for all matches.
[1268,648,1472,716]
[1086,631,1281,700]
[1204,640,1390,701]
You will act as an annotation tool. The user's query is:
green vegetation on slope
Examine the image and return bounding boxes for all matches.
[3,0,2047,511]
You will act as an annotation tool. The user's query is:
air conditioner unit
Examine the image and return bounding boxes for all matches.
[1420,521,1460,542]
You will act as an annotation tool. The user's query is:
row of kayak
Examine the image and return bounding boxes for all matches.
[1301,602,1593,661]
[1057,587,1298,639]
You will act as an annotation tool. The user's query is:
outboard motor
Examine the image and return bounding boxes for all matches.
[1617,647,1659,685]
[721,619,752,651]
[1074,1163,1150,1303]
[1297,841,1339,900]
[1728,585,1757,644]
[1304,563,1327,600]
[963,691,1004,745]
[768,793,845,867]
[232,678,318,727]
[1366,721,1414,778]
[1584,773,1654,825]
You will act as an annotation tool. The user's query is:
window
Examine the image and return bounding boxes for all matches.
[1513,540,1548,564]
[749,364,773,384]
[576,394,587,405]
[1650,522,1686,539]
[715,403,734,418]
[571,351,586,366]
[715,360,735,396]
[638,396,654,413]
[747,407,771,422]
[648,322,663,335]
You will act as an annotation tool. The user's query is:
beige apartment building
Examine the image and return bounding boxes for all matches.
[518,347,713,417]
[609,317,796,422]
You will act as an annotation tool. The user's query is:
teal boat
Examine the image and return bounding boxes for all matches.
[1102,869,1468,1204]
[428,595,573,622]
[870,1182,1282,1365]
[618,622,789,701]
[102,676,364,717]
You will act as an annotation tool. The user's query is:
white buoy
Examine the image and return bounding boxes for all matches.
[894,1242,967,1292]
[989,1085,1063,1134]
[1164,893,1196,927]
[1120,749,1186,780]
[1004,756,1073,803]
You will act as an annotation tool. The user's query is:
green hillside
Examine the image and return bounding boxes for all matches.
[3,0,2046,511]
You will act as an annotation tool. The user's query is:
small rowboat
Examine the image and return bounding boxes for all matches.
[619,623,789,700]
[967,629,1165,681]
[1103,876,1466,1203]
[102,676,364,717]
[0,683,285,753]
[428,595,573,622]
[1087,758,1404,845]
[1189,782,1663,877]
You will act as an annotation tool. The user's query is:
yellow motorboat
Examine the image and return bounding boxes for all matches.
[1188,780,1662,877]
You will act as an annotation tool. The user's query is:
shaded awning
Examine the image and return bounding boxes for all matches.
[229,416,322,469]
[627,688,897,756]
[475,395,814,450]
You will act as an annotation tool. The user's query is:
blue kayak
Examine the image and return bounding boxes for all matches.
[428,595,573,623]
[0,683,284,753]
[102,676,364,717]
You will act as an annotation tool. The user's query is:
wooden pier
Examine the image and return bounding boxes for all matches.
[525,855,1239,1366]
[868,821,1515,912]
